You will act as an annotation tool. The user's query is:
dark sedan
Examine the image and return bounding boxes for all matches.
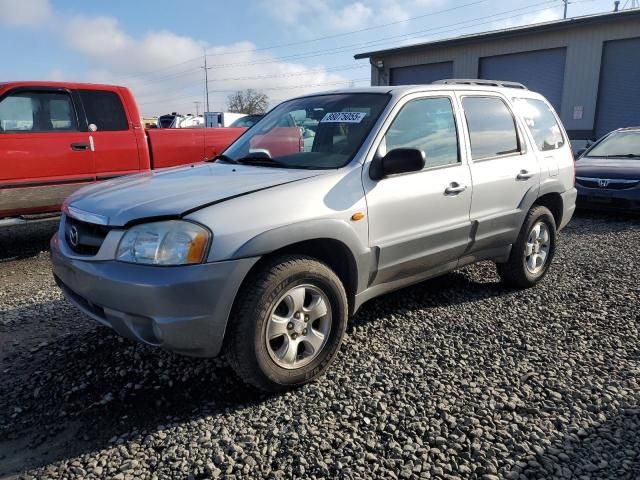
[575,127,640,212]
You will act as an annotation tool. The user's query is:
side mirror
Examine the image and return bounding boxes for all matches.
[370,148,425,180]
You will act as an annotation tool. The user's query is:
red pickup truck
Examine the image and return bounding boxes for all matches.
[0,81,247,225]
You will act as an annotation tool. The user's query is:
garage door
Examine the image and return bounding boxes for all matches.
[390,61,453,86]
[479,48,566,111]
[595,37,640,138]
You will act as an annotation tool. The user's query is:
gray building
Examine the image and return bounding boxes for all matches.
[355,9,640,142]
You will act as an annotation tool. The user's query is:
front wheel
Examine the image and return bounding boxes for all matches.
[497,205,557,288]
[226,255,348,392]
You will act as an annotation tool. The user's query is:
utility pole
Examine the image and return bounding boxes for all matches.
[201,50,212,113]
[193,101,201,116]
[563,0,568,19]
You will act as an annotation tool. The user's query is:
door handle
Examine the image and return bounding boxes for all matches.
[70,142,90,151]
[517,169,535,180]
[444,182,467,195]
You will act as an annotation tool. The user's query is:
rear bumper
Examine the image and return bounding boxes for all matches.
[576,185,640,212]
[51,232,258,357]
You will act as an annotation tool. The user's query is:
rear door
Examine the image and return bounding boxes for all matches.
[0,87,94,216]
[457,93,540,252]
[77,89,141,179]
[363,93,473,286]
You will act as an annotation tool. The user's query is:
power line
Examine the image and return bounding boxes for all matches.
[132,0,561,93]
[111,0,492,82]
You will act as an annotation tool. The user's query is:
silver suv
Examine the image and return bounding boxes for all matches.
[51,81,576,391]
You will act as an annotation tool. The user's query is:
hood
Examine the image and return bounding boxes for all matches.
[575,157,640,180]
[65,163,321,226]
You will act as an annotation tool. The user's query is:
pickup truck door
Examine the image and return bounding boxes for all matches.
[363,93,473,287]
[456,93,540,253]
[0,87,95,216]
[77,89,141,179]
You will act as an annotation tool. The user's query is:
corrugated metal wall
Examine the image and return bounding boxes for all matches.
[595,36,640,137]
[479,48,566,112]
[390,61,453,85]
[367,16,640,138]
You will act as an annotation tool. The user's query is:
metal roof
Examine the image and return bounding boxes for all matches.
[354,8,640,60]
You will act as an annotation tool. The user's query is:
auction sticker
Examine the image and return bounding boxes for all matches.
[321,112,367,123]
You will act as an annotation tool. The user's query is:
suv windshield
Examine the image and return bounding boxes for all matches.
[220,93,390,169]
[586,130,640,158]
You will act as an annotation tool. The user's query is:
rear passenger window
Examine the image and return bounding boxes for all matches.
[0,91,78,132]
[513,98,564,151]
[383,97,459,168]
[79,90,128,131]
[462,96,520,160]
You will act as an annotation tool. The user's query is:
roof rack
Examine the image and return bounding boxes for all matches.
[432,79,528,90]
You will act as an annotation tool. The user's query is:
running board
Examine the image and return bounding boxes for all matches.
[0,214,60,228]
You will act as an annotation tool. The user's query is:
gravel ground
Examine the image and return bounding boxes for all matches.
[1,212,639,480]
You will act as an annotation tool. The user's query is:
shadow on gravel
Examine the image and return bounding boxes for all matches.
[350,266,515,331]
[0,268,513,476]
[0,220,58,262]
[514,407,640,479]
[0,323,271,476]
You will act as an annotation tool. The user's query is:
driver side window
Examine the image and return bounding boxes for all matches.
[382,97,459,169]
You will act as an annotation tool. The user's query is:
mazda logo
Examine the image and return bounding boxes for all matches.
[598,179,610,188]
[69,226,80,247]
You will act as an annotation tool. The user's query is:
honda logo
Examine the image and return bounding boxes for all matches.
[598,179,610,188]
[69,226,80,247]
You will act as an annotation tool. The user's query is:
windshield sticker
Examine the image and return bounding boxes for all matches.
[320,112,367,123]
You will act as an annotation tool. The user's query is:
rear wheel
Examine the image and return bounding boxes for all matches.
[497,205,556,288]
[226,255,348,392]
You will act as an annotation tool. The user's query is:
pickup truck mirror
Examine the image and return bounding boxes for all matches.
[370,148,425,180]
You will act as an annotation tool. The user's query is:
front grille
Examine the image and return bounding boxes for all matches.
[64,216,110,255]
[576,177,640,190]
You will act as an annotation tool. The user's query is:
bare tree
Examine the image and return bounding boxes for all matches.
[227,89,269,114]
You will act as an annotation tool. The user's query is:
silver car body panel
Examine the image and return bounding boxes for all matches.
[52,84,577,357]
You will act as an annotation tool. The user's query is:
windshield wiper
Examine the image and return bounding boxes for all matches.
[236,155,288,168]
[207,154,239,164]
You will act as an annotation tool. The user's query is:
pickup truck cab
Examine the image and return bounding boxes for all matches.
[0,81,245,224]
[51,81,577,391]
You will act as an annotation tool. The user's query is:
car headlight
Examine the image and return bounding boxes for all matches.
[116,220,211,265]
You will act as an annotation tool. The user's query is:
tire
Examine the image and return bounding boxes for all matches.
[497,205,557,288]
[225,255,348,392]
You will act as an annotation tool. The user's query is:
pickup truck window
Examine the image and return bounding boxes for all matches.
[383,97,459,169]
[222,93,390,169]
[0,91,78,132]
[462,96,520,161]
[79,90,128,131]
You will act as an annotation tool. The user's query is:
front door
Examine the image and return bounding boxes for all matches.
[77,89,140,179]
[457,93,540,253]
[0,88,94,216]
[363,93,473,287]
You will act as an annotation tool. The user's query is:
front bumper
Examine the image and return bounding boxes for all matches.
[576,185,640,212]
[51,232,258,357]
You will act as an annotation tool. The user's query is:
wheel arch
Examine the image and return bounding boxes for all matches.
[231,219,373,316]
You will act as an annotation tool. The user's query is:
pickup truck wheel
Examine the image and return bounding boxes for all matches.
[497,205,556,288]
[226,255,348,392]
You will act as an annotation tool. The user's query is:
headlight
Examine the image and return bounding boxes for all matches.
[116,220,211,265]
